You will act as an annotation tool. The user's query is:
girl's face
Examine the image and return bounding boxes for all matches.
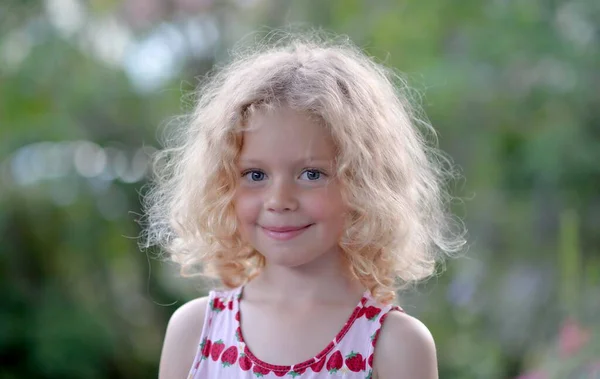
[234,107,347,269]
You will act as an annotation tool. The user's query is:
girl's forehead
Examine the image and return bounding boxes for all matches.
[238,107,337,161]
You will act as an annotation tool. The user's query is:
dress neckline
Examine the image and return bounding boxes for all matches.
[232,286,370,373]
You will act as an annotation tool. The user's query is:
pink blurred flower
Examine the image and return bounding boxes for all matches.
[515,370,547,379]
[558,317,591,358]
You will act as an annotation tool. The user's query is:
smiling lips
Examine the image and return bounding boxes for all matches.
[260,224,313,241]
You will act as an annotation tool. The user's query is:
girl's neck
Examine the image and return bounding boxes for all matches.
[244,249,365,306]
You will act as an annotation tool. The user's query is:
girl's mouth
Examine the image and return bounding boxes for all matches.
[260,224,313,241]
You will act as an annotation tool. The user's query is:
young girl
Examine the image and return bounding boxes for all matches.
[143,33,464,379]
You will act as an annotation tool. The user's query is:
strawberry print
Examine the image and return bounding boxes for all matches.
[357,307,366,319]
[211,297,226,312]
[288,365,306,377]
[310,357,326,372]
[190,288,396,378]
[221,346,238,367]
[363,306,381,321]
[252,365,270,377]
[239,353,252,371]
[327,350,343,373]
[210,340,225,361]
[345,351,366,372]
[200,338,212,360]
[371,330,380,347]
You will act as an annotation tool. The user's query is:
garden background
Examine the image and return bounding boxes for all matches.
[1,0,599,378]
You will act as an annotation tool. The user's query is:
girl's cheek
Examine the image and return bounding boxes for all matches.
[234,193,260,220]
[307,186,345,214]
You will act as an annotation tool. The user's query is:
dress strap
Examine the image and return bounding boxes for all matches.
[187,288,241,378]
[360,296,404,372]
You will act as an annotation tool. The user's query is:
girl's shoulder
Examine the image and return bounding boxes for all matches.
[159,296,211,379]
[159,286,241,378]
[373,310,438,379]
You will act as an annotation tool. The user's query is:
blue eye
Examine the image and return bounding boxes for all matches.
[242,170,266,181]
[301,169,323,181]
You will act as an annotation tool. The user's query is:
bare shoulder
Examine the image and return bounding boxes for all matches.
[374,310,438,379]
[159,296,210,379]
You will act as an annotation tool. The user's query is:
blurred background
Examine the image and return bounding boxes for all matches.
[1,0,599,378]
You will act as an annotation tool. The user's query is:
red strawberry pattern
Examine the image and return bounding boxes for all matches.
[210,340,224,361]
[211,297,226,312]
[310,357,326,373]
[221,346,238,367]
[238,353,252,371]
[189,288,402,377]
[363,306,381,321]
[371,330,380,347]
[357,307,366,319]
[200,338,211,360]
[345,351,366,372]
[252,365,270,377]
[288,365,306,377]
[326,350,343,373]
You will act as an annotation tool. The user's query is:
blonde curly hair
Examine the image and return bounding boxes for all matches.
[142,32,465,304]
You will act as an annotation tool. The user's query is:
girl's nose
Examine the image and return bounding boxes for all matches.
[264,179,299,212]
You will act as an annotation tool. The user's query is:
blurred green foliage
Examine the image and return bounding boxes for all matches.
[1,0,598,378]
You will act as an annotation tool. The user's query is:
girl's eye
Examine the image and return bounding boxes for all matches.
[300,169,324,181]
[241,169,325,182]
[242,170,266,182]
